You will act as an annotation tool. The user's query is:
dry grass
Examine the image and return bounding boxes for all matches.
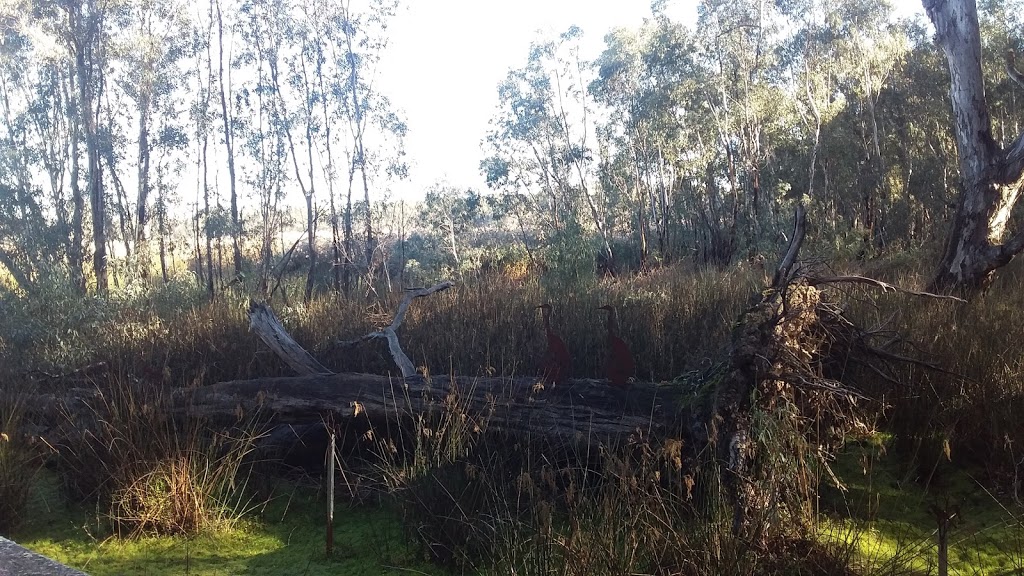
[0,385,45,533]
[793,251,1024,495]
[11,253,1024,572]
[380,409,860,576]
[0,263,759,386]
[53,374,268,537]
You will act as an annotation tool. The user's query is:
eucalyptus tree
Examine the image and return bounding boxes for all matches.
[308,0,343,293]
[924,0,1024,291]
[0,13,50,290]
[191,0,216,296]
[885,22,958,243]
[292,11,326,302]
[264,0,326,302]
[214,0,242,278]
[591,18,700,265]
[776,0,907,253]
[689,0,787,262]
[58,21,88,292]
[334,0,408,289]
[480,154,540,266]
[151,129,187,282]
[776,0,845,231]
[418,183,482,270]
[59,0,110,292]
[846,3,906,249]
[824,0,905,250]
[485,27,614,273]
[237,0,289,295]
[591,26,655,266]
[25,52,76,277]
[977,0,1024,138]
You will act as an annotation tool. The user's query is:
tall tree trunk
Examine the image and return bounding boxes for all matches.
[340,5,374,277]
[344,158,354,297]
[65,64,86,293]
[315,43,341,294]
[193,202,204,287]
[202,136,214,298]
[268,47,317,303]
[657,147,673,262]
[447,216,459,267]
[201,18,215,299]
[924,0,1024,291]
[632,145,649,269]
[106,151,132,260]
[301,55,318,302]
[68,0,107,292]
[215,0,242,279]
[84,74,106,293]
[136,89,151,277]
[358,129,373,277]
[158,185,168,283]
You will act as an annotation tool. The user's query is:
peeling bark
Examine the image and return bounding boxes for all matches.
[925,0,1024,291]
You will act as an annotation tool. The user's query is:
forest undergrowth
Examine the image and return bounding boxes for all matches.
[4,253,1024,574]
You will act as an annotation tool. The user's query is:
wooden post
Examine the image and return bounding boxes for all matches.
[326,431,335,558]
[937,517,948,576]
[930,502,958,576]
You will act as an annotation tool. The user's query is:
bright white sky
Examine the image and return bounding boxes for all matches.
[375,0,924,201]
[376,0,685,200]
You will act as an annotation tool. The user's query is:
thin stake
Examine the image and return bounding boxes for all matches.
[326,431,335,558]
[930,502,958,576]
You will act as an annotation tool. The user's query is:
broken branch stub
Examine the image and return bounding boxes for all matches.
[248,301,332,376]
[248,281,453,379]
[339,281,454,378]
[773,203,807,288]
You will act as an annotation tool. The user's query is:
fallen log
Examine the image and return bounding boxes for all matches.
[175,373,683,440]
[224,282,680,442]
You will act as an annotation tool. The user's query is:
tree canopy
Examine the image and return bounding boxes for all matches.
[0,0,1021,294]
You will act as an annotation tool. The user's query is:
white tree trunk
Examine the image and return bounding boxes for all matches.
[925,0,1024,291]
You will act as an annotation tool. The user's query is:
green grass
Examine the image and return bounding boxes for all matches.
[820,437,1024,575]
[10,473,444,576]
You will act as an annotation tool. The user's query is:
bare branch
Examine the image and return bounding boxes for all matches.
[807,275,967,302]
[772,203,806,288]
[249,302,332,376]
[335,281,455,378]
[250,282,454,379]
[391,282,453,331]
[1006,50,1024,89]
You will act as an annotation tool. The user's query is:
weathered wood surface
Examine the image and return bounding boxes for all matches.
[330,281,455,378]
[175,373,685,439]
[248,302,331,376]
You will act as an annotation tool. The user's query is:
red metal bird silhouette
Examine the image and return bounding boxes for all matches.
[536,303,571,386]
[598,305,634,387]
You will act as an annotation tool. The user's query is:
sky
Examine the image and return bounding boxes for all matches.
[375,0,925,201]
[376,0,684,200]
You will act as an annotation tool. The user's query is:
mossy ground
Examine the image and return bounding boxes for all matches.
[15,445,1024,576]
[10,473,443,576]
[821,436,1024,575]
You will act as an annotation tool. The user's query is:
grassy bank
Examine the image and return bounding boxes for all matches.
[5,256,1024,574]
[12,473,434,576]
